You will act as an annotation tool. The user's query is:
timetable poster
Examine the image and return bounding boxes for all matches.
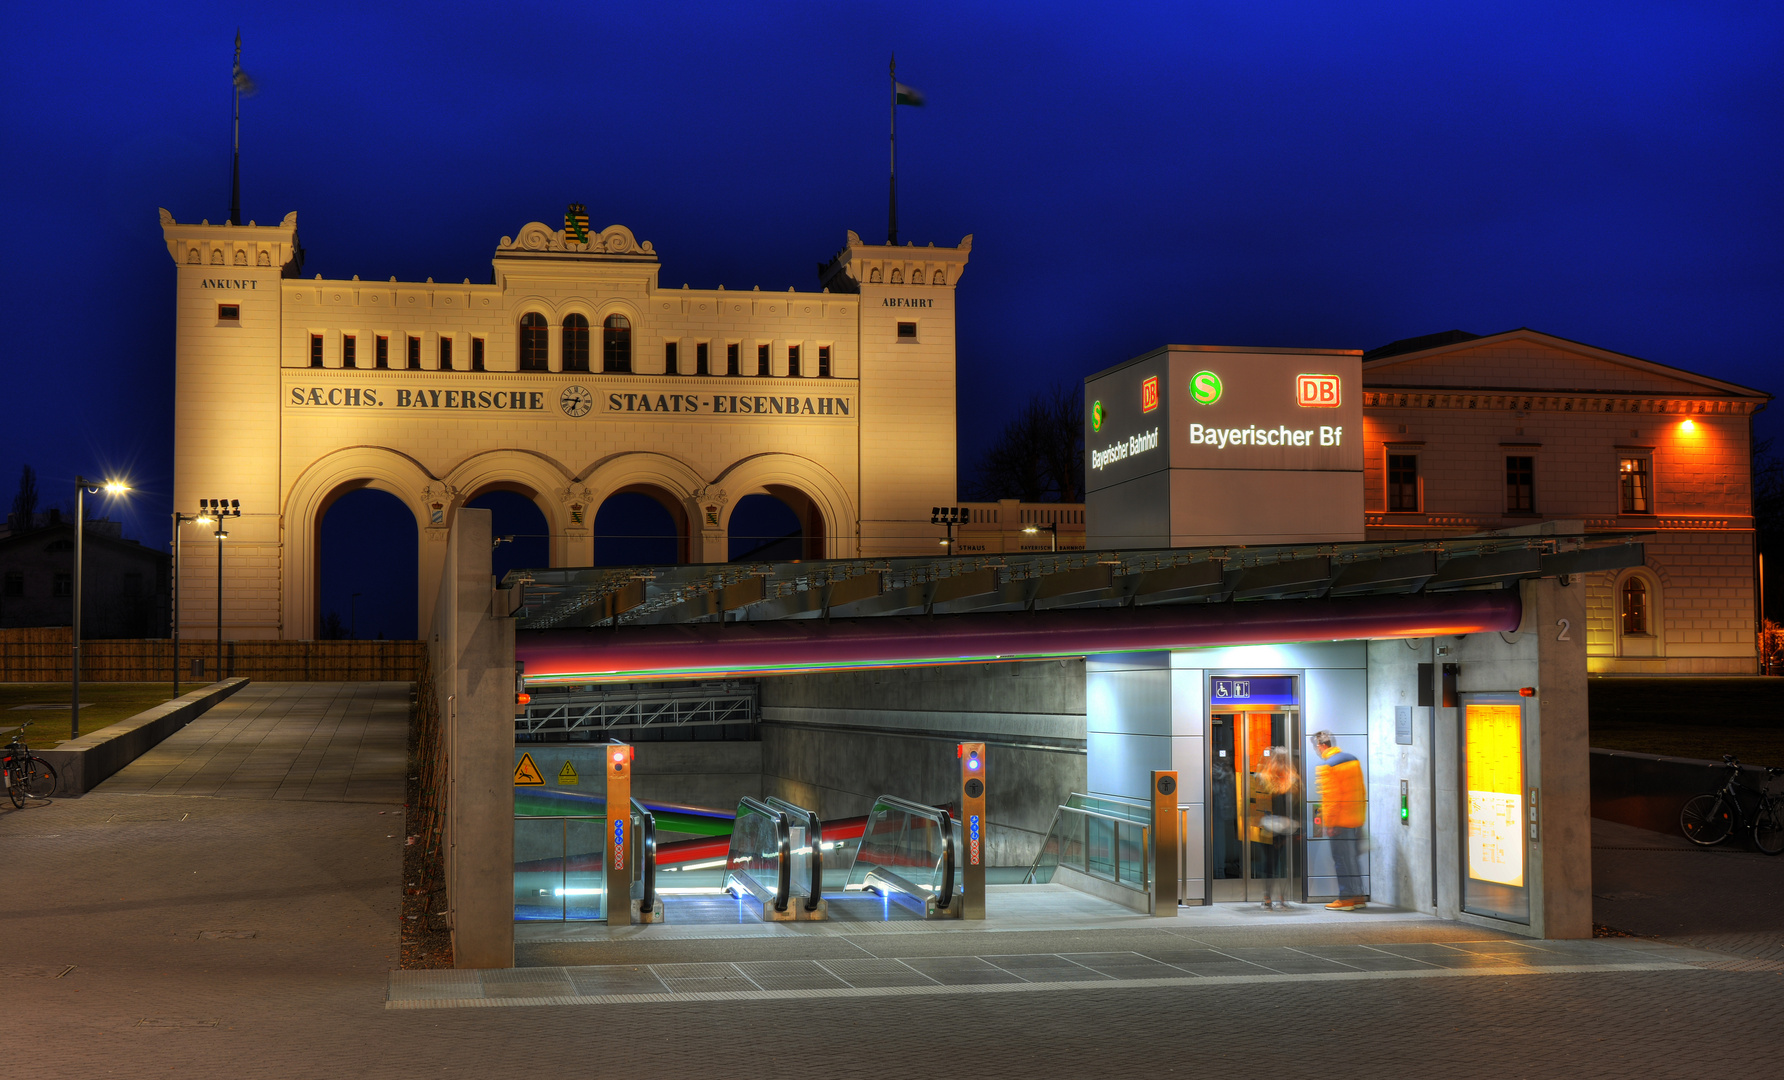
[1465,703,1524,888]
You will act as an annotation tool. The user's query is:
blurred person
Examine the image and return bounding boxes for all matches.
[1249,746,1300,910]
[1312,730,1366,909]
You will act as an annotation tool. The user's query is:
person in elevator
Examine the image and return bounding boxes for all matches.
[1249,747,1300,910]
[1312,730,1366,910]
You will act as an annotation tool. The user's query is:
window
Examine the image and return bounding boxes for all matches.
[563,314,590,372]
[696,342,709,376]
[518,313,548,371]
[726,343,740,376]
[123,572,143,598]
[438,336,453,371]
[897,321,917,340]
[665,341,679,375]
[342,335,356,369]
[3,571,21,597]
[1621,577,1649,635]
[603,314,632,373]
[471,337,485,371]
[218,303,239,322]
[818,345,831,378]
[53,573,72,598]
[756,344,769,377]
[787,344,800,377]
[407,336,421,370]
[310,334,323,368]
[375,335,389,369]
[1505,456,1535,513]
[1387,454,1419,512]
[1619,456,1651,514]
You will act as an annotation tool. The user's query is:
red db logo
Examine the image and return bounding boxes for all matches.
[1296,374,1341,408]
[1140,375,1159,413]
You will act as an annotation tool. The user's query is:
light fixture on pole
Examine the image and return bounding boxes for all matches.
[171,511,208,696]
[72,477,130,740]
[1022,522,1059,552]
[201,499,240,681]
[931,506,971,548]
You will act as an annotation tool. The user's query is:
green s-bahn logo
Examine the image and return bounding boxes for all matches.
[1190,370,1223,405]
[1090,400,1105,432]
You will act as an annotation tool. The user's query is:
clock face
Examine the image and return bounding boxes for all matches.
[559,384,594,418]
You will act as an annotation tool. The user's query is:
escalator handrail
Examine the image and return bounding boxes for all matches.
[764,796,824,911]
[732,796,793,913]
[631,797,656,916]
[864,795,955,912]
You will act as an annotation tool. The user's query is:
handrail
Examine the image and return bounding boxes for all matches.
[728,796,792,913]
[631,797,656,915]
[765,795,823,911]
[864,795,956,912]
[1024,795,1152,895]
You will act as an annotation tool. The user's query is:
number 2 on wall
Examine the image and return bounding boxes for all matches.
[1556,618,1571,641]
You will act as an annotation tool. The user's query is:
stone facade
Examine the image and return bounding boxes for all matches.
[160,210,970,640]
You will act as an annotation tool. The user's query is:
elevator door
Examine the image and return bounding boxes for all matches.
[1210,710,1302,902]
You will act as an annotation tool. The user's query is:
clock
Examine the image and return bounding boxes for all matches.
[559,384,594,418]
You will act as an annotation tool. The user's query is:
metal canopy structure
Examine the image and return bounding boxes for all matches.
[517,679,758,738]
[506,530,1647,632]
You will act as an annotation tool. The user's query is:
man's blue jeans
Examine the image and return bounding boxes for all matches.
[1329,826,1363,899]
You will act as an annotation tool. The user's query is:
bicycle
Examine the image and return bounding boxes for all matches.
[2,723,59,808]
[1679,755,1784,855]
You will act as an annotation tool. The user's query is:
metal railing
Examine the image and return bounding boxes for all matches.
[1025,793,1153,898]
[724,796,794,914]
[632,797,657,916]
[513,806,658,922]
[765,796,824,912]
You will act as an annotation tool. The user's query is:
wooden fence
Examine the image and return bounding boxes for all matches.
[0,628,424,682]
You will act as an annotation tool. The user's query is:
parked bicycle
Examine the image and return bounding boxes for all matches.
[1679,755,1784,855]
[2,723,59,808]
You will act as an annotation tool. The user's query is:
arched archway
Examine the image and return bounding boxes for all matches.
[728,485,825,561]
[594,484,689,566]
[316,486,418,639]
[464,487,550,583]
[714,454,854,561]
[284,447,435,640]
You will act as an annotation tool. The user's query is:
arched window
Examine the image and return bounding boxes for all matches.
[890,267,904,284]
[1621,576,1649,635]
[518,313,548,371]
[257,250,271,266]
[562,314,590,372]
[869,268,882,283]
[603,314,632,373]
[911,269,924,284]
[932,270,945,286]
[233,249,247,266]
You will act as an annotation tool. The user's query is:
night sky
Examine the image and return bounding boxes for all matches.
[4,2,1780,639]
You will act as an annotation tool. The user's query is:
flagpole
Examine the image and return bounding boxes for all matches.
[230,30,242,227]
[888,53,897,247]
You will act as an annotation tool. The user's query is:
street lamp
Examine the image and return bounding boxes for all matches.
[171,511,208,696]
[72,476,130,740]
[200,499,240,680]
[1023,522,1059,552]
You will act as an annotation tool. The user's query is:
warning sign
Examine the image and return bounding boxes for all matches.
[557,760,579,786]
[513,753,545,786]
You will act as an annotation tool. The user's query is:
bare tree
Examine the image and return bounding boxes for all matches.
[964,383,1084,503]
[10,464,37,528]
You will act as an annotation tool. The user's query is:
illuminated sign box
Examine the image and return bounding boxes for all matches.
[1084,345,1364,548]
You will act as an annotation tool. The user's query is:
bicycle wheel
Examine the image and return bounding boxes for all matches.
[1753,800,1784,856]
[1680,794,1734,845]
[6,764,23,809]
[19,756,57,800]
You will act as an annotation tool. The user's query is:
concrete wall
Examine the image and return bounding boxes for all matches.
[758,659,1085,867]
[38,678,248,795]
[516,740,762,814]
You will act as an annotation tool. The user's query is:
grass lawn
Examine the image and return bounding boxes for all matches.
[1590,677,1784,765]
[0,683,182,749]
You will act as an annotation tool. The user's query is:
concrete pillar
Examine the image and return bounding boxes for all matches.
[1531,576,1592,938]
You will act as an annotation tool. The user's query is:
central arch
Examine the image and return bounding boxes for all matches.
[713,453,856,561]
[284,447,435,640]
[594,484,690,565]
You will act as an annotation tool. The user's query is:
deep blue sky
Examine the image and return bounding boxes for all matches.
[4,2,1781,637]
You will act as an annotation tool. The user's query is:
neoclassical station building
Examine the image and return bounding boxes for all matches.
[161,209,970,640]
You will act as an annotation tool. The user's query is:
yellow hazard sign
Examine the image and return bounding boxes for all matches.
[557,760,579,786]
[513,752,545,786]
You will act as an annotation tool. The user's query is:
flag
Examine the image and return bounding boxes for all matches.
[232,31,257,96]
[565,202,591,243]
[894,81,925,107]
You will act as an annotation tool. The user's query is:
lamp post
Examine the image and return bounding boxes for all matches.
[200,499,240,681]
[72,476,130,740]
[171,511,208,696]
[1023,522,1059,552]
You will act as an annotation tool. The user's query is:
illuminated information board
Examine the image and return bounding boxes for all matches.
[1463,700,1528,922]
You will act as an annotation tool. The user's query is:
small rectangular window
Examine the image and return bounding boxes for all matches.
[471,337,485,371]
[787,344,800,377]
[665,341,679,375]
[896,321,917,340]
[218,303,240,321]
[53,573,72,598]
[818,345,831,378]
[1506,456,1535,514]
[310,334,324,368]
[439,337,453,371]
[407,336,421,370]
[1619,456,1651,514]
[3,571,22,597]
[696,342,709,376]
[342,335,357,369]
[727,343,740,377]
[1387,454,1419,512]
[376,336,389,369]
[757,343,770,377]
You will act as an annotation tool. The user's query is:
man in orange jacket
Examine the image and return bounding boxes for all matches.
[1313,730,1366,909]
